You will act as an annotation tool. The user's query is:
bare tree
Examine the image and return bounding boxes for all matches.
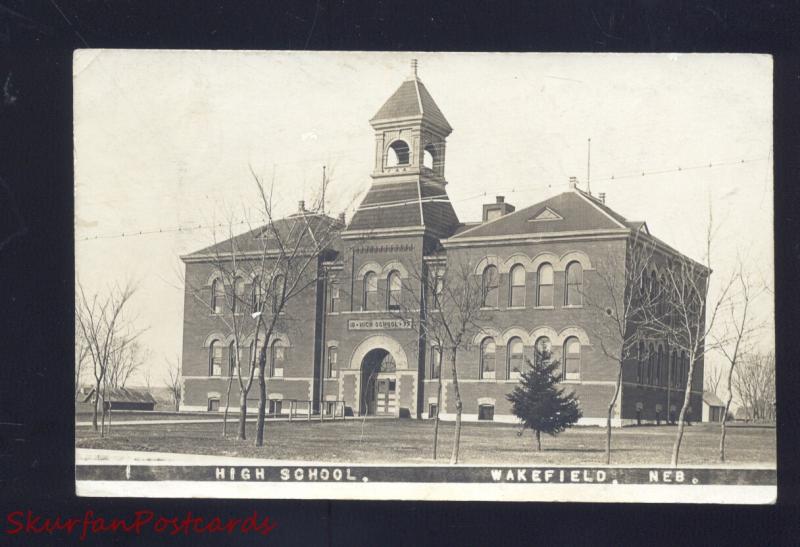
[165,356,182,411]
[415,259,487,464]
[582,231,657,464]
[75,281,138,432]
[249,170,344,447]
[704,364,723,397]
[106,338,148,389]
[713,265,760,462]
[732,351,775,423]
[655,206,735,466]
[180,168,349,445]
[75,317,90,401]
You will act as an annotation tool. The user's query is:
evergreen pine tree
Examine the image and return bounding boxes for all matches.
[507,350,583,451]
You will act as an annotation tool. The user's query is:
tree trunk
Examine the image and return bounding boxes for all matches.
[449,349,462,465]
[433,374,442,460]
[222,374,234,437]
[535,429,541,451]
[255,351,267,447]
[238,391,248,441]
[671,354,696,467]
[605,360,624,465]
[92,379,100,431]
[720,361,736,462]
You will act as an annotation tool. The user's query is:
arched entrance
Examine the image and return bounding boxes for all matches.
[360,348,397,415]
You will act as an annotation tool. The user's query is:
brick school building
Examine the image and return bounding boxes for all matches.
[179,64,705,426]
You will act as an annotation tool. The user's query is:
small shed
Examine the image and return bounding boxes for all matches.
[702,391,726,422]
[82,387,157,411]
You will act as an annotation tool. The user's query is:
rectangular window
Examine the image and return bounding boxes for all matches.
[430,347,441,379]
[329,282,339,313]
[269,400,283,415]
[207,398,220,412]
[325,401,336,415]
[327,348,338,378]
[428,403,438,419]
[478,404,495,421]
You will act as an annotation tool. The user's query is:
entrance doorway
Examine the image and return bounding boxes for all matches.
[360,348,397,416]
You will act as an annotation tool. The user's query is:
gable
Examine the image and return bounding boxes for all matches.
[528,206,563,222]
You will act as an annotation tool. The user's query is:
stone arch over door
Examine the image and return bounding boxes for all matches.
[348,335,410,416]
[349,334,409,371]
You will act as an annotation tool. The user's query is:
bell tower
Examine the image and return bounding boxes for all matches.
[369,59,452,186]
[346,60,459,238]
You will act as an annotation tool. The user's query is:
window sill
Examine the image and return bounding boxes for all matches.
[506,306,526,310]
[479,307,499,311]
[563,305,584,309]
[533,306,554,310]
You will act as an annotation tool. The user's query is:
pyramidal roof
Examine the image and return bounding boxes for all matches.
[346,180,460,238]
[370,74,452,133]
[449,189,629,240]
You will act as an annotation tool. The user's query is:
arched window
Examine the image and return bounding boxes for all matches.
[536,263,554,306]
[509,264,526,307]
[563,337,581,380]
[637,341,645,384]
[535,336,552,366]
[507,337,524,379]
[380,352,396,373]
[481,265,499,308]
[430,346,441,379]
[250,275,262,310]
[209,340,222,376]
[670,350,677,387]
[655,345,664,385]
[228,341,238,376]
[565,261,583,306]
[271,275,285,314]
[362,271,378,310]
[479,338,496,380]
[269,340,285,378]
[327,347,338,378]
[211,279,224,314]
[386,140,410,166]
[647,343,656,384]
[232,276,245,314]
[423,145,435,169]
[387,270,402,310]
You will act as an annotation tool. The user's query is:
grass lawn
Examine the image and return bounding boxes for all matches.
[75,417,775,466]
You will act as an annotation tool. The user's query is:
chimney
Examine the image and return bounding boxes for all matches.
[298,200,305,213]
[599,192,606,204]
[338,212,346,224]
[482,195,515,222]
[569,176,578,190]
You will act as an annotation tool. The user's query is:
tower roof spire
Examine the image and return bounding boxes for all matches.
[370,60,452,134]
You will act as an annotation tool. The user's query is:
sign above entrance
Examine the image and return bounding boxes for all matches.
[348,318,413,330]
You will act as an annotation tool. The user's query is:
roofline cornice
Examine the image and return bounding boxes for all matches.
[442,229,631,248]
[180,248,328,263]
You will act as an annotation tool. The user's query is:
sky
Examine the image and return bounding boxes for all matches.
[74,51,773,389]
